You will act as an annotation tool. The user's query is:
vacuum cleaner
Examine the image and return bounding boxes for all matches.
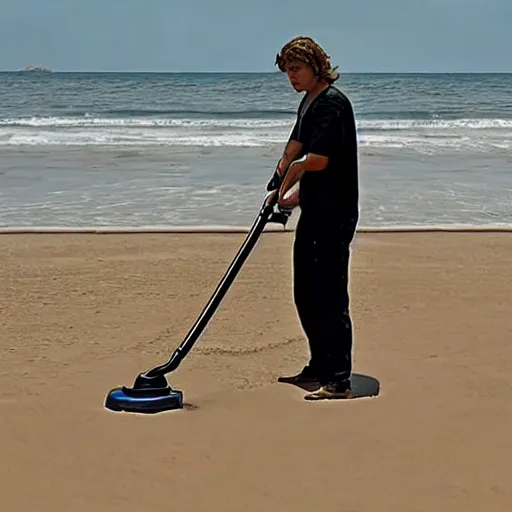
[104,168,292,414]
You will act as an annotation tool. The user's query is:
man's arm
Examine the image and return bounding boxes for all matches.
[278,92,310,173]
[277,138,304,175]
[278,100,342,203]
[267,93,310,192]
[277,154,324,204]
[266,132,303,192]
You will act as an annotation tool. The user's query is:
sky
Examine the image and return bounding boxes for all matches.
[1,0,511,72]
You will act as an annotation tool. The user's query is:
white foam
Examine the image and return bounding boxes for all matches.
[360,119,512,130]
[1,116,511,151]
[0,129,285,147]
[2,116,511,130]
[0,116,293,128]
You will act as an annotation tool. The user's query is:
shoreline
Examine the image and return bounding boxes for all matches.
[1,223,512,234]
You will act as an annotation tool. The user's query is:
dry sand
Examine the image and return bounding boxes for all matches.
[1,230,511,511]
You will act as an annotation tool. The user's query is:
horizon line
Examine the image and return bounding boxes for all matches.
[1,69,512,75]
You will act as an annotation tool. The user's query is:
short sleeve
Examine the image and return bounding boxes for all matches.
[289,94,309,143]
[308,100,343,157]
[290,119,300,141]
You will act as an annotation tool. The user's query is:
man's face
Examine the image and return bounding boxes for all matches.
[284,60,317,93]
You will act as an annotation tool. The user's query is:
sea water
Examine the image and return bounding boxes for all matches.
[0,72,511,228]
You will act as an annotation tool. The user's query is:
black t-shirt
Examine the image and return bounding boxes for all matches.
[290,85,359,223]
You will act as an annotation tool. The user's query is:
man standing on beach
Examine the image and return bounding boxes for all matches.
[270,36,359,400]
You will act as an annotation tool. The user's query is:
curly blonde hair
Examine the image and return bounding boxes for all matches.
[275,36,340,84]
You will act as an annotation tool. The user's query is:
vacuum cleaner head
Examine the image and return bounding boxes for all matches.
[105,373,183,414]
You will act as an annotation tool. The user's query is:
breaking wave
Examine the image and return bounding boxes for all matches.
[1,116,511,151]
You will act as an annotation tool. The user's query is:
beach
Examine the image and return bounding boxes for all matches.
[1,229,511,511]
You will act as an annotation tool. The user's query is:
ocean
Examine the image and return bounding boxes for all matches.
[1,71,511,229]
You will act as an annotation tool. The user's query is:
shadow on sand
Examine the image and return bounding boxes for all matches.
[278,373,380,399]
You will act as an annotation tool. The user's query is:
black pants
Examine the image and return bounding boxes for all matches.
[293,211,357,385]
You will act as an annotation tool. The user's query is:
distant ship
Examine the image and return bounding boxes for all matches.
[23,65,51,72]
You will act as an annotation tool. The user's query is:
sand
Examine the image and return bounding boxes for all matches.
[1,229,511,511]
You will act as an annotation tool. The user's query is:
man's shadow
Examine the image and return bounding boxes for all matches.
[278,373,380,399]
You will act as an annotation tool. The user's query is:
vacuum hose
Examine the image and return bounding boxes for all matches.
[139,172,289,383]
